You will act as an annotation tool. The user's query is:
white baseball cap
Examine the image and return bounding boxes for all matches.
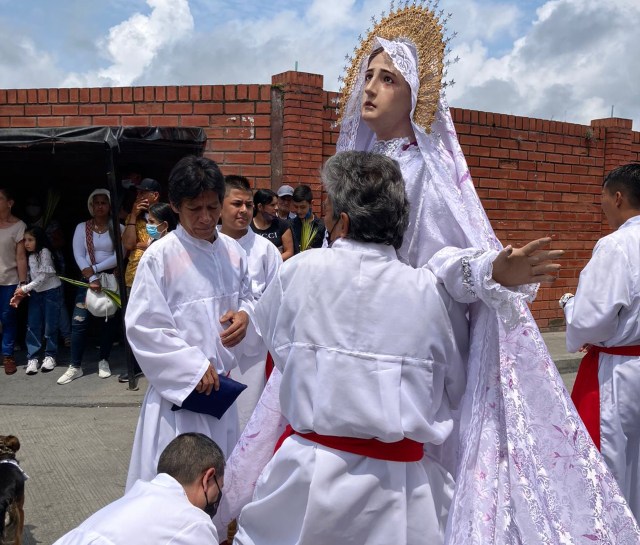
[277,185,294,197]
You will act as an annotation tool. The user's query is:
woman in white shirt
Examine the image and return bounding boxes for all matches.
[57,189,122,385]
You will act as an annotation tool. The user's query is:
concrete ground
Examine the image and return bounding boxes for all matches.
[0,332,580,545]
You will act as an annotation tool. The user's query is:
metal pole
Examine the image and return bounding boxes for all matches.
[105,146,138,390]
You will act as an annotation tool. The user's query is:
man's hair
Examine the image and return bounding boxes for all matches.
[322,151,409,249]
[292,185,313,203]
[168,156,225,207]
[603,163,640,209]
[157,433,225,486]
[224,175,252,197]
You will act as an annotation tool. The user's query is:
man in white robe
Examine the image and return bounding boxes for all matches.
[218,174,282,432]
[234,151,466,545]
[54,433,223,545]
[563,163,640,518]
[125,156,256,489]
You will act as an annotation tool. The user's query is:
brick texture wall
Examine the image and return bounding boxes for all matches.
[1,71,638,330]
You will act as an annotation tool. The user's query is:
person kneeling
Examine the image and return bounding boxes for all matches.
[54,433,224,545]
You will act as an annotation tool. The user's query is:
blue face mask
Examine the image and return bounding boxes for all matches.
[146,223,162,240]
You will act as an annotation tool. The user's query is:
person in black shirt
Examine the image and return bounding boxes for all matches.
[250,189,294,261]
[290,185,326,252]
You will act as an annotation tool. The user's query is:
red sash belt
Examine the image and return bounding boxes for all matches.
[571,344,640,451]
[274,424,424,462]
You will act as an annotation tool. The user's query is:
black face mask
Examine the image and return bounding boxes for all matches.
[203,475,222,518]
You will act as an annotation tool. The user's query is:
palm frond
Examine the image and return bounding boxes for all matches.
[299,219,319,252]
[59,276,121,308]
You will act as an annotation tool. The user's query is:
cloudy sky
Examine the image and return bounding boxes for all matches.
[0,0,637,128]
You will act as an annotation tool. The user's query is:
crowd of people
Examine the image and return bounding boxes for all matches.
[0,176,322,386]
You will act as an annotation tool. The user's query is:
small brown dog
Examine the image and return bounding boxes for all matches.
[0,436,26,545]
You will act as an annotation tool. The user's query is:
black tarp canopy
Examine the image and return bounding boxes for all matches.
[0,126,207,388]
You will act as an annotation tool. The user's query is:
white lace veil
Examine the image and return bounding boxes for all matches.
[337,37,499,253]
[338,35,640,545]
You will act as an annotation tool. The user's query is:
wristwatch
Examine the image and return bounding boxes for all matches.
[559,293,574,309]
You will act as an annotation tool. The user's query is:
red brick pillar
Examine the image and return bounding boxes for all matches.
[271,71,326,213]
[590,117,633,175]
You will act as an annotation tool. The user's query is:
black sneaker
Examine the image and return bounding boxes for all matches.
[118,369,143,383]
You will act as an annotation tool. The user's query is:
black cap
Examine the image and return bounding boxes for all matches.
[137,178,161,192]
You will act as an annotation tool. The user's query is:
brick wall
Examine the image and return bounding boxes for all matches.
[1,71,638,330]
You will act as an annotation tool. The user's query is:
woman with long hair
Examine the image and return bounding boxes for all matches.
[251,189,294,261]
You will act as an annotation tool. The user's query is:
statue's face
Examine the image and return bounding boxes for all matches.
[361,51,413,140]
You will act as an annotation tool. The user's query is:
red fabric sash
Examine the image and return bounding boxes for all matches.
[571,344,640,451]
[274,424,424,462]
[265,352,274,381]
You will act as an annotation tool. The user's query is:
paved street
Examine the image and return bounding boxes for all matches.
[0,333,580,544]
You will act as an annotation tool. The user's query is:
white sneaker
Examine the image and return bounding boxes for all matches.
[57,366,83,385]
[98,359,111,379]
[25,359,39,375]
[41,356,56,372]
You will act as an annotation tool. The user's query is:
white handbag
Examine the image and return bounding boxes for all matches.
[85,272,119,319]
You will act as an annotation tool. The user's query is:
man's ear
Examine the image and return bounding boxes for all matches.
[339,212,350,237]
[170,202,180,215]
[200,467,216,491]
[615,191,624,208]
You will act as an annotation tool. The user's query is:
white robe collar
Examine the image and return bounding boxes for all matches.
[331,237,398,260]
[619,214,640,231]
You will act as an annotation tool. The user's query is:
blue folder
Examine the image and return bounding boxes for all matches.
[171,375,247,419]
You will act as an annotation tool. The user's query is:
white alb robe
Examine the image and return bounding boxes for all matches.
[227,227,282,431]
[564,214,640,518]
[53,473,218,545]
[234,238,465,545]
[125,226,255,490]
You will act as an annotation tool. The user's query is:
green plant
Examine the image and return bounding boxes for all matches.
[42,188,60,228]
[58,276,121,308]
[299,219,319,252]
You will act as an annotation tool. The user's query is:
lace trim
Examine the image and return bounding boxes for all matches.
[462,250,484,297]
[372,137,413,157]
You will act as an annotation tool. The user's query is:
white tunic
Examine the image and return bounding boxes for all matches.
[227,227,282,431]
[234,238,465,545]
[53,473,218,545]
[125,226,255,490]
[564,214,640,518]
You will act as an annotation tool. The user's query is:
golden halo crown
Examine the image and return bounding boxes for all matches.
[338,1,452,133]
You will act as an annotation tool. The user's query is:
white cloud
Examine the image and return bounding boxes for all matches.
[62,0,194,87]
[0,31,63,89]
[448,0,640,127]
[0,0,637,130]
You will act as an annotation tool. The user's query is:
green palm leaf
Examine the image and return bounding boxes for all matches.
[300,219,319,252]
[59,276,121,308]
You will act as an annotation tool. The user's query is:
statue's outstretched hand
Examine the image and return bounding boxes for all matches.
[492,237,564,287]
